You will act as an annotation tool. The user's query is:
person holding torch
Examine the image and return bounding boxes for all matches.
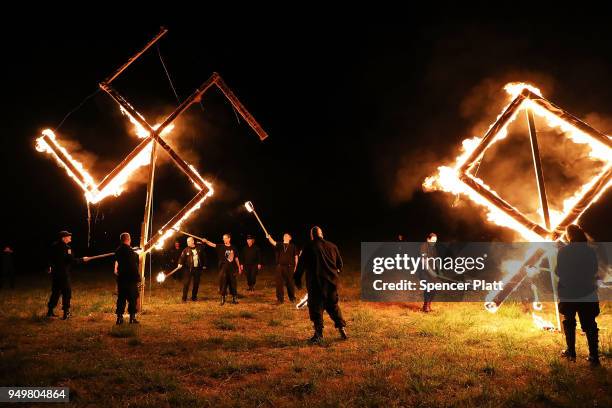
[267,232,299,304]
[46,230,90,320]
[177,237,207,302]
[294,226,347,343]
[202,234,241,305]
[114,232,140,325]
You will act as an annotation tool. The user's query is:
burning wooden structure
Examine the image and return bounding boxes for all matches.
[36,27,268,307]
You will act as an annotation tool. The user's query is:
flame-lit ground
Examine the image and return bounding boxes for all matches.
[0,265,609,406]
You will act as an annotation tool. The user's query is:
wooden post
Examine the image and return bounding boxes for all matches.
[138,141,158,311]
[526,109,551,231]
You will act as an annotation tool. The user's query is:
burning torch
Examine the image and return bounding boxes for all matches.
[156,265,182,284]
[244,201,270,237]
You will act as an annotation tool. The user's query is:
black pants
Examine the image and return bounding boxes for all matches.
[116,283,139,316]
[307,281,346,331]
[244,264,258,288]
[182,267,202,300]
[48,274,71,312]
[218,264,237,296]
[559,302,599,332]
[276,265,296,302]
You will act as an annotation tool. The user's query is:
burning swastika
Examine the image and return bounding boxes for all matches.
[424,83,611,242]
[36,28,267,254]
[424,83,611,329]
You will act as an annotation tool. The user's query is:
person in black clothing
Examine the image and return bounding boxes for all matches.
[419,232,439,313]
[166,240,183,281]
[267,232,299,304]
[1,245,16,289]
[556,224,601,366]
[294,226,347,343]
[47,231,90,320]
[114,232,140,325]
[241,235,262,291]
[202,234,241,305]
[176,237,207,302]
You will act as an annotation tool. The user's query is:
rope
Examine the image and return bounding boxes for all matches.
[54,88,101,132]
[157,43,181,104]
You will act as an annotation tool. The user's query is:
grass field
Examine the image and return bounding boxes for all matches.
[0,267,609,407]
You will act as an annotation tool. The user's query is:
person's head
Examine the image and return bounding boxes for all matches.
[283,233,292,243]
[246,235,255,246]
[174,241,180,249]
[310,226,323,241]
[397,234,404,242]
[426,232,437,243]
[566,224,587,242]
[59,231,72,244]
[223,233,231,245]
[187,237,195,248]
[120,232,131,246]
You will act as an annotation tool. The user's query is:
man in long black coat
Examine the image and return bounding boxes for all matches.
[114,232,140,325]
[294,226,347,342]
[47,231,89,320]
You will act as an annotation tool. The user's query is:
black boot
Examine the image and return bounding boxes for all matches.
[309,328,323,344]
[561,320,576,361]
[231,296,238,304]
[338,327,348,340]
[116,315,124,325]
[129,314,139,324]
[62,311,71,320]
[220,296,226,305]
[585,329,600,366]
[46,309,58,318]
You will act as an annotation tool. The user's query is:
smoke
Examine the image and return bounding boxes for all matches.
[388,71,610,240]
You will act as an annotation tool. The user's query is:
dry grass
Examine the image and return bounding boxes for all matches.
[0,267,609,407]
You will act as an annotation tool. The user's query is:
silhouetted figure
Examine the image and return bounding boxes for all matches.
[241,235,262,291]
[419,232,438,313]
[1,245,16,289]
[166,240,183,281]
[556,224,600,366]
[114,232,140,325]
[295,226,347,343]
[47,231,89,320]
[267,232,298,304]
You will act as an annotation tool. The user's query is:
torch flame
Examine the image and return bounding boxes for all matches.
[156,272,166,283]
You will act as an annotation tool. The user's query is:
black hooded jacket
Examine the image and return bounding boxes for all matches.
[294,237,343,290]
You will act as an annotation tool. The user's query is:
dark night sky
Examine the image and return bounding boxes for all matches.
[3,19,612,267]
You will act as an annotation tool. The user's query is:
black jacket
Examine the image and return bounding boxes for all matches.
[294,238,343,290]
[555,242,599,301]
[179,245,207,270]
[49,241,81,277]
[241,244,262,265]
[115,244,140,284]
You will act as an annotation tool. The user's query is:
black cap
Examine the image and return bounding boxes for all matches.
[246,234,255,240]
[58,231,72,238]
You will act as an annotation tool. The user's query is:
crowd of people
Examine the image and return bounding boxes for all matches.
[42,226,347,343]
[2,223,602,356]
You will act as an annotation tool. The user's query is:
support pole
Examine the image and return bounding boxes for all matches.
[138,140,158,311]
[527,109,551,232]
